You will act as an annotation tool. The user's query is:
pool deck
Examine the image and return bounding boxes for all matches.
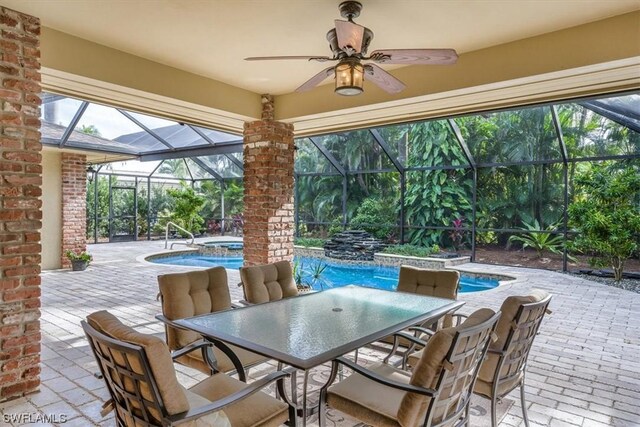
[1,238,639,426]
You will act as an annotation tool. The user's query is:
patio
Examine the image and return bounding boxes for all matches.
[1,240,638,426]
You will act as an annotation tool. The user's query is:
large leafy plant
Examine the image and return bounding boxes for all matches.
[568,162,640,281]
[166,183,206,234]
[508,219,564,258]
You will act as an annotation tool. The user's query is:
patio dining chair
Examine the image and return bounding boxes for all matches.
[382,266,462,365]
[239,260,298,305]
[407,290,552,427]
[83,310,295,427]
[319,308,501,427]
[157,267,269,382]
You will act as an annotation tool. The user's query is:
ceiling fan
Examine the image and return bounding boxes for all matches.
[245,1,458,96]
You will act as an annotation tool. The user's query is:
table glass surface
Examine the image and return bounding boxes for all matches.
[178,286,458,367]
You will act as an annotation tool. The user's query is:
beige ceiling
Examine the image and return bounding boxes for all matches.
[4,0,640,95]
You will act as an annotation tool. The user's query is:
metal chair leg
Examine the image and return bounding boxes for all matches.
[520,381,530,427]
[491,395,497,427]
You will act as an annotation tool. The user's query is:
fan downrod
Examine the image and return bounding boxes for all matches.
[339,1,362,21]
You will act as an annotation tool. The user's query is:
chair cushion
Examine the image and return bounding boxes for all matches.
[477,290,549,384]
[183,387,232,427]
[473,372,524,399]
[397,266,460,329]
[399,308,496,427]
[327,363,407,427]
[178,343,268,375]
[158,267,231,350]
[397,266,460,299]
[190,373,289,427]
[87,310,190,416]
[240,261,298,304]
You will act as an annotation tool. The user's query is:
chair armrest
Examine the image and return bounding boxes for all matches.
[230,302,245,309]
[407,326,435,337]
[451,313,468,326]
[393,331,428,347]
[333,357,437,397]
[487,348,507,356]
[171,339,211,361]
[165,370,291,425]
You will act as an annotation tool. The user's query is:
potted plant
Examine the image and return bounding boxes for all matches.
[65,249,92,271]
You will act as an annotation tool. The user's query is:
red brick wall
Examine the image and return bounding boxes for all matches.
[60,153,86,268]
[243,95,295,266]
[0,6,42,401]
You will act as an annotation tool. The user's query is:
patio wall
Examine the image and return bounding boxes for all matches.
[0,6,42,401]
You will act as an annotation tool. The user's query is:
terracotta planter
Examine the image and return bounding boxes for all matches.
[71,260,89,271]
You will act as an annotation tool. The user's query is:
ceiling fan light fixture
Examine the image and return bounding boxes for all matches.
[334,59,364,96]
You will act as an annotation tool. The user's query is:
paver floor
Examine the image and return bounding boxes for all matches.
[1,239,639,426]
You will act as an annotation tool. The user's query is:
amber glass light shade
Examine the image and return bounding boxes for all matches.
[335,60,364,96]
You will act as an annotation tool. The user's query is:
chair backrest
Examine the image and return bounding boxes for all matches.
[398,266,460,328]
[157,267,231,351]
[83,311,190,426]
[478,290,552,389]
[239,260,298,304]
[398,308,501,427]
[397,266,460,300]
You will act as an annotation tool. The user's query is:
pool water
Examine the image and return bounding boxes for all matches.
[150,254,498,293]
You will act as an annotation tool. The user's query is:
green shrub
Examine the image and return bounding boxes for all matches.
[382,244,437,258]
[569,163,640,281]
[294,237,325,247]
[350,197,397,240]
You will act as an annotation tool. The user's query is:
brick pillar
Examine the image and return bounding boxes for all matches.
[0,6,42,401]
[243,95,295,266]
[60,153,86,268]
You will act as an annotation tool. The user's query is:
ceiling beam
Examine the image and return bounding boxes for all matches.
[139,140,243,161]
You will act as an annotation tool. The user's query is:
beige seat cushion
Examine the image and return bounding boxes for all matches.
[328,309,496,427]
[240,261,298,304]
[397,266,460,300]
[87,310,190,416]
[158,267,269,374]
[190,373,289,427]
[158,267,233,351]
[327,363,407,427]
[473,373,524,400]
[399,308,496,427]
[477,289,549,385]
[183,387,232,427]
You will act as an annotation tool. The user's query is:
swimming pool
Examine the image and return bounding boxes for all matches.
[149,253,499,293]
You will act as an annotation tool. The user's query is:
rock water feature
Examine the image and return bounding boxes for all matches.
[323,230,385,261]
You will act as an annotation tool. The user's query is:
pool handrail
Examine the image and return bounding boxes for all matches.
[164,221,195,249]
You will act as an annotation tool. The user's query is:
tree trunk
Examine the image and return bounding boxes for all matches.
[612,257,624,282]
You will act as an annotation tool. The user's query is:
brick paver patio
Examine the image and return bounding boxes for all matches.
[1,239,639,426]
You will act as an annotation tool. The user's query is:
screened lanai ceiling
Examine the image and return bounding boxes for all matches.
[44,92,639,181]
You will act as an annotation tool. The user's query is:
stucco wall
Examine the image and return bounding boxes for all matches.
[41,150,62,270]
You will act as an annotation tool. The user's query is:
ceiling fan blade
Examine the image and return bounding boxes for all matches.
[295,67,335,93]
[364,64,406,94]
[245,56,333,62]
[369,49,458,65]
[334,19,365,54]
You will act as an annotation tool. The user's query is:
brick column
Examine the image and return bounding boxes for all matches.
[0,7,42,401]
[243,95,295,266]
[60,153,86,268]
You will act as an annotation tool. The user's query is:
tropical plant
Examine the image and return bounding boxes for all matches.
[508,219,565,258]
[449,217,466,251]
[350,196,398,240]
[307,262,328,290]
[165,183,206,234]
[568,162,640,281]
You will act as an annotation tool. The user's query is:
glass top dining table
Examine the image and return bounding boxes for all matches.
[175,285,464,370]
